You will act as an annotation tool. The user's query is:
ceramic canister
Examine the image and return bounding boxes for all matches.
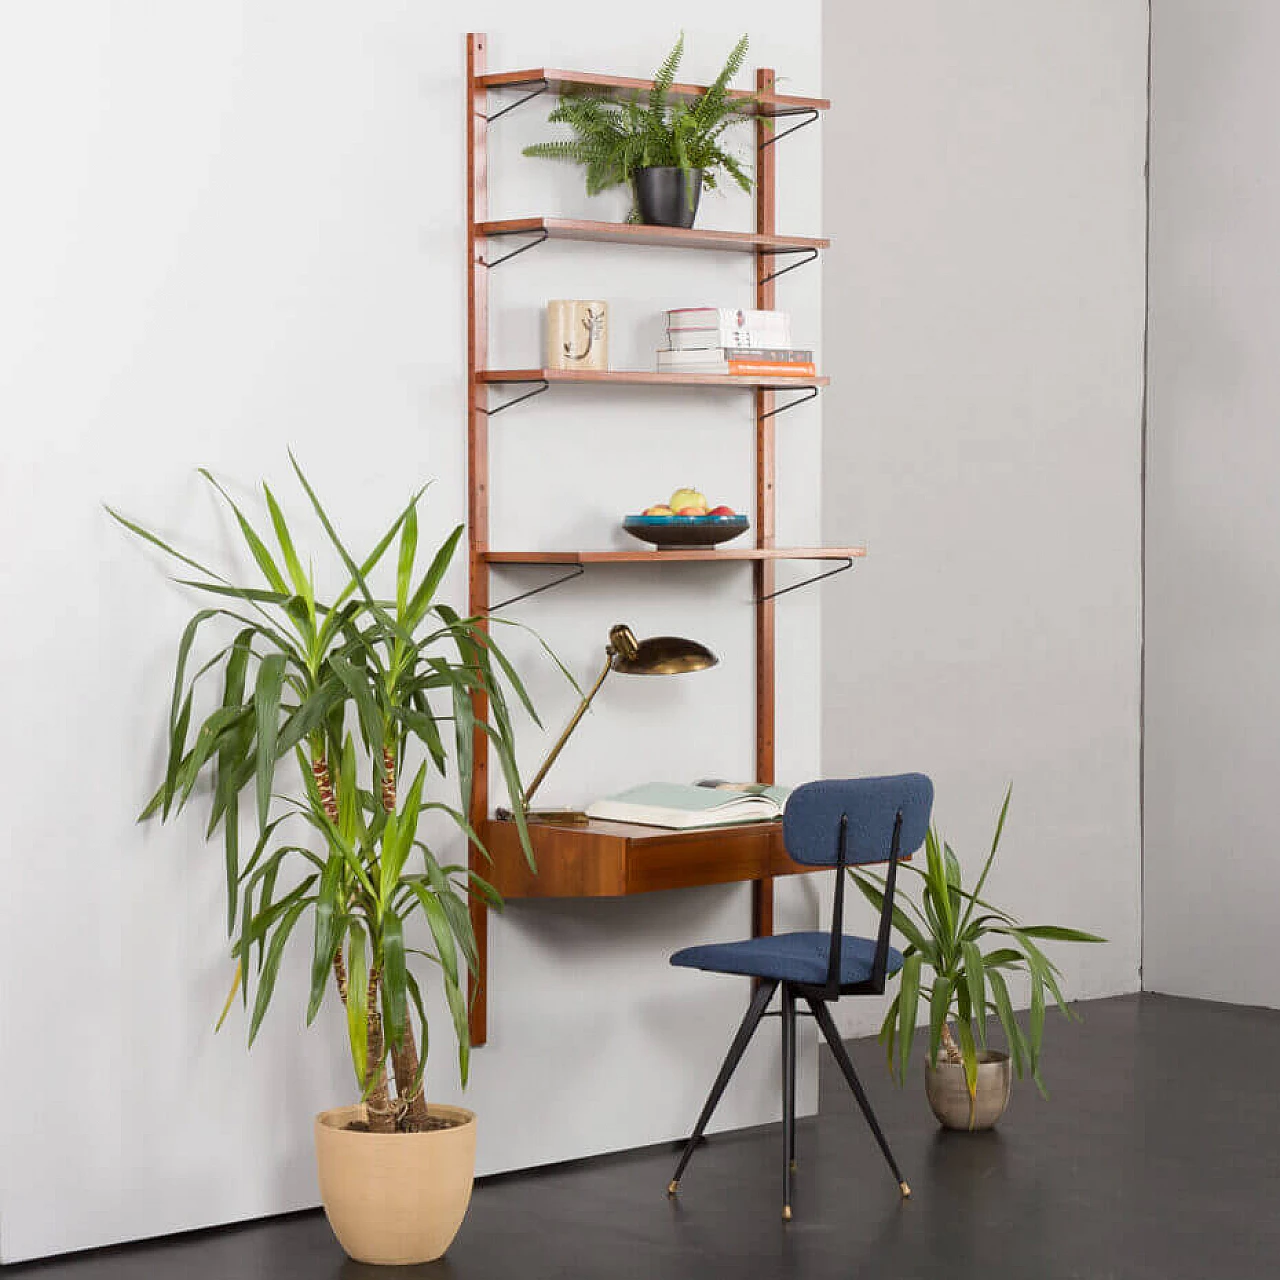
[546,300,608,371]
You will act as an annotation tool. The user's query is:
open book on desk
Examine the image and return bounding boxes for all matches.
[584,782,791,831]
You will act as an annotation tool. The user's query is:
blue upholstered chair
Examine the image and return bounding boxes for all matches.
[667,773,934,1221]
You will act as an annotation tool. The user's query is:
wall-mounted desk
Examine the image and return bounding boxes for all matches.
[479,817,815,900]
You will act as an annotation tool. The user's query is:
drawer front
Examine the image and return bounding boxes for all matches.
[625,827,782,895]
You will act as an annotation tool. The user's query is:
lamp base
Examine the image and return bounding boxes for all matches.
[495,807,591,825]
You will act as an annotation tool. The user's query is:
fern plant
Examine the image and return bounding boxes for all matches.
[523,33,754,220]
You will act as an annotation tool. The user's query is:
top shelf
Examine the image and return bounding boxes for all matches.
[479,67,829,116]
[477,218,828,255]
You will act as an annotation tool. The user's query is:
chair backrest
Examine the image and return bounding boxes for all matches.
[783,774,933,867]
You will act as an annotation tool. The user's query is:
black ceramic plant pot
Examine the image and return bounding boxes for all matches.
[633,166,703,228]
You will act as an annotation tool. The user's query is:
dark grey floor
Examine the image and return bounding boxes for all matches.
[10,994,1280,1279]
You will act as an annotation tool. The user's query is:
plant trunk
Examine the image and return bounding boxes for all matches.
[940,1021,964,1065]
[312,750,351,1007]
[363,968,395,1134]
[377,740,429,1128]
[390,1033,430,1129]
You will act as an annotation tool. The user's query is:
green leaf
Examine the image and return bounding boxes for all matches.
[954,1018,980,1112]
[328,654,383,753]
[247,899,308,1046]
[1029,965,1046,1074]
[927,975,954,1068]
[380,911,408,1050]
[986,968,1027,1079]
[396,503,418,615]
[896,952,922,1083]
[308,855,347,1024]
[957,783,1012,937]
[1017,924,1107,943]
[346,923,369,1087]
[253,654,287,831]
[262,482,311,603]
[409,883,460,990]
[405,522,463,630]
[960,940,987,1049]
[444,967,471,1087]
[199,469,288,594]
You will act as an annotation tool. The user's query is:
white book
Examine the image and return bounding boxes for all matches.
[585,782,790,830]
[665,308,792,350]
[666,308,790,329]
[658,346,812,364]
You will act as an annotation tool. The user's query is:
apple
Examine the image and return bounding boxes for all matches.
[707,504,736,517]
[676,506,708,516]
[643,504,674,516]
[669,487,707,512]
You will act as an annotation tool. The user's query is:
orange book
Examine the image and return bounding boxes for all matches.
[725,360,817,377]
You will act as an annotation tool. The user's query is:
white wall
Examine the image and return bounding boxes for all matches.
[0,3,824,1262]
[820,1,1149,1036]
[1144,2,1280,1008]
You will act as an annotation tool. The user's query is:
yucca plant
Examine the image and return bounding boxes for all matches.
[850,787,1104,1105]
[110,458,556,1134]
[522,32,755,220]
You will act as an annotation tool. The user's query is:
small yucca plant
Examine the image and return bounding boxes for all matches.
[523,32,754,220]
[111,457,562,1133]
[850,787,1104,1104]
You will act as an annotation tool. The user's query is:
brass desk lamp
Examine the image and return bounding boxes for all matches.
[513,623,718,824]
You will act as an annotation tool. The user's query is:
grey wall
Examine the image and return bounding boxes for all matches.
[1145,1,1280,1008]
[821,1,1150,1036]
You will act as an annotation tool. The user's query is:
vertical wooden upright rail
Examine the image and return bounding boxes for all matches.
[752,67,779,943]
[466,33,491,1047]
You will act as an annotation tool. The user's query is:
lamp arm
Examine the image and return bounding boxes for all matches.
[522,652,615,807]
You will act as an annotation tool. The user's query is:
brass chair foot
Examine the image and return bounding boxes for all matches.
[899,1181,912,1199]
[667,1180,679,1197]
[782,1204,792,1221]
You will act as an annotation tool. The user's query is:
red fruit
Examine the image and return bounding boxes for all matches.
[676,506,708,516]
[707,505,736,517]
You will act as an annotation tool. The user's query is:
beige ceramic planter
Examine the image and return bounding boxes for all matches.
[924,1051,1012,1131]
[314,1103,476,1265]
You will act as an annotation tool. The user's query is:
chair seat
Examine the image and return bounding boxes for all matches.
[670,931,904,986]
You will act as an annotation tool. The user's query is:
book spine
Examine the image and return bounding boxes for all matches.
[659,347,812,363]
[665,308,790,327]
[666,329,793,351]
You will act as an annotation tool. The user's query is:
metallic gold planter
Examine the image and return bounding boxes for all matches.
[924,1051,1012,1131]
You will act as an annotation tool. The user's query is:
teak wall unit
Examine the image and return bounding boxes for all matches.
[465,34,853,1045]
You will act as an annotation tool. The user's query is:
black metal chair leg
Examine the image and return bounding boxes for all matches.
[806,996,911,1198]
[781,984,797,1220]
[669,980,779,1196]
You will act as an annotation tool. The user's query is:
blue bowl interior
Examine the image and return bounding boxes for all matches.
[625,514,749,527]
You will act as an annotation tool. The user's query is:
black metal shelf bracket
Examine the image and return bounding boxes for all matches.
[480,228,550,269]
[759,247,820,284]
[480,379,550,415]
[758,108,820,150]
[489,563,586,611]
[484,78,549,122]
[759,386,820,420]
[757,556,855,604]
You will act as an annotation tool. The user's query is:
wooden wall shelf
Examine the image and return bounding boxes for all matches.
[479,368,829,389]
[479,817,813,899]
[478,67,830,116]
[476,217,829,255]
[484,547,866,565]
[466,35,837,1045]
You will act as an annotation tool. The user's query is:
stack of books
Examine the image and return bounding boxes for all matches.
[657,308,815,377]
